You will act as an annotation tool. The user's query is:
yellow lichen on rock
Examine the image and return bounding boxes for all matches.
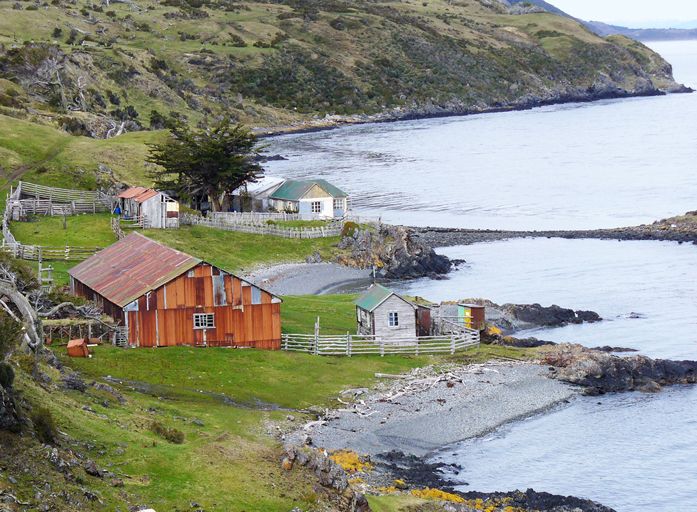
[329,450,373,474]
[410,488,465,503]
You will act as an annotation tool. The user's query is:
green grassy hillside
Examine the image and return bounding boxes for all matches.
[0,0,685,190]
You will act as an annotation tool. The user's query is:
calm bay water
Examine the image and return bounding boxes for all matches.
[266,41,697,230]
[269,41,697,511]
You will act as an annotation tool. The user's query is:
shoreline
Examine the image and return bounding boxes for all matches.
[256,87,692,138]
[242,262,373,296]
[289,361,576,458]
[411,216,697,248]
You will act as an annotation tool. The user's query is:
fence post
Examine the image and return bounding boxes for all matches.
[450,334,455,354]
[380,339,384,357]
[346,332,351,357]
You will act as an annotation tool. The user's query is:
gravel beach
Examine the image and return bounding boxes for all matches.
[242,262,373,295]
[294,362,577,457]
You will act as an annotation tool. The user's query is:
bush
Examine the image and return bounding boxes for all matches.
[31,407,57,444]
[340,221,359,238]
[0,362,14,389]
[150,421,184,444]
[229,33,246,47]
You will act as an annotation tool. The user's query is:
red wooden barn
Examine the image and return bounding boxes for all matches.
[69,232,282,349]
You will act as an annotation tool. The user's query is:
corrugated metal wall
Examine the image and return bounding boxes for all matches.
[74,263,281,349]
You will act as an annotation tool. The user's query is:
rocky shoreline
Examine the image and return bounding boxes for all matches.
[411,211,697,248]
[282,344,697,511]
[257,86,693,138]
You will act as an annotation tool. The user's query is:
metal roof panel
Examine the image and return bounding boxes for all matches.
[69,232,201,307]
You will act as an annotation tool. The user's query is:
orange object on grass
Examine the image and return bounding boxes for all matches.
[67,339,90,358]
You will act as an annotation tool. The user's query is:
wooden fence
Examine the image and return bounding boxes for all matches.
[1,185,103,262]
[209,212,301,223]
[8,181,113,219]
[281,330,480,356]
[181,213,344,239]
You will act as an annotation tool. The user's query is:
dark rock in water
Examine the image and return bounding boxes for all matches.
[443,299,602,334]
[256,153,288,163]
[374,451,615,511]
[493,336,557,348]
[592,346,639,353]
[458,488,616,512]
[510,303,599,326]
[545,344,697,394]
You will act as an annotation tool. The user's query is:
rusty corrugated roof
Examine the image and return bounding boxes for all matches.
[69,232,201,307]
[117,187,148,199]
[133,189,159,203]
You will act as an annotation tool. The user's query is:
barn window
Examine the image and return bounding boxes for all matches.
[388,312,399,327]
[187,270,195,278]
[333,198,343,210]
[193,313,215,329]
[311,201,322,213]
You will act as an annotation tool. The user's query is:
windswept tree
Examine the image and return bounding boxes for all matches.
[147,118,264,211]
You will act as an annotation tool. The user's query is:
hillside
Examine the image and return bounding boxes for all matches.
[0,0,688,148]
[508,0,697,42]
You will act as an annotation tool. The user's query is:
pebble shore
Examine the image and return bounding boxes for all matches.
[292,362,577,457]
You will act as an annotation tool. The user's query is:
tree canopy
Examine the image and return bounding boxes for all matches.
[147,118,264,211]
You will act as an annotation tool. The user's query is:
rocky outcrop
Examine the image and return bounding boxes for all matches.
[337,225,451,279]
[445,300,601,334]
[545,344,697,395]
[283,445,370,512]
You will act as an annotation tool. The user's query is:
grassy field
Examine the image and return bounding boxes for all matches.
[10,212,117,248]
[7,213,344,285]
[144,225,342,274]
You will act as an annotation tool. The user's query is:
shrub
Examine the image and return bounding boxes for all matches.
[0,313,24,360]
[52,27,63,39]
[229,33,246,47]
[150,421,184,444]
[31,407,57,444]
[0,362,14,389]
[340,221,358,238]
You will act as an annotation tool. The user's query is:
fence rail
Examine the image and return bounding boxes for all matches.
[8,181,113,219]
[181,213,344,239]
[281,330,480,356]
[2,184,103,261]
[209,212,301,223]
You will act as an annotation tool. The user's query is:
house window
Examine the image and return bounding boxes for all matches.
[333,198,343,210]
[388,312,399,327]
[311,201,322,214]
[193,313,215,329]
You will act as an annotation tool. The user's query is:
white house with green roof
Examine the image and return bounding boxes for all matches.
[268,179,349,220]
[355,284,419,341]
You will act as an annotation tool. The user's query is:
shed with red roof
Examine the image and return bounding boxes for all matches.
[69,233,282,349]
[116,187,179,229]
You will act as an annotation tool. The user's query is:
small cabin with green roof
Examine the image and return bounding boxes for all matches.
[268,179,349,219]
[355,284,421,340]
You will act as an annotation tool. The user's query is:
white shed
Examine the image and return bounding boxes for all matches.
[116,187,179,229]
[355,284,418,341]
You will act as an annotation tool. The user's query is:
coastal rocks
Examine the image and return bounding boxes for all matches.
[545,344,697,394]
[337,224,451,279]
[449,300,601,334]
[412,210,697,248]
[283,445,370,512]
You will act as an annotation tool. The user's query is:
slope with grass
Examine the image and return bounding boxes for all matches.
[8,212,344,284]
[0,0,688,193]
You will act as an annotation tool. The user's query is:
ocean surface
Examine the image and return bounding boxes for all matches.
[268,40,697,511]
[266,41,697,231]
